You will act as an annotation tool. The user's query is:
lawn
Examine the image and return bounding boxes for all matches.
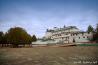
[0,46,98,65]
[77,43,98,46]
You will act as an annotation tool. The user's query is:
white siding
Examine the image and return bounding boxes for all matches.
[44,26,93,44]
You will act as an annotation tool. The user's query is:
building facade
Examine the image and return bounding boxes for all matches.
[44,26,92,43]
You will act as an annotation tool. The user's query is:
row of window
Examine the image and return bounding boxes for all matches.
[52,33,89,37]
[79,36,89,39]
[52,32,91,36]
[51,36,89,40]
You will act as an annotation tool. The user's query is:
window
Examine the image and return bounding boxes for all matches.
[79,37,80,39]
[73,34,74,36]
[83,36,85,38]
[82,33,84,36]
[67,37,69,39]
[76,33,78,36]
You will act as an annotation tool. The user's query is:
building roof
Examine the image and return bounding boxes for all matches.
[46,26,79,32]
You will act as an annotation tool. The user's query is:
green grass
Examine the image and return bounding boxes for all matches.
[77,43,98,46]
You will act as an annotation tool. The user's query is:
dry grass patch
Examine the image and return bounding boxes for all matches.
[0,46,98,65]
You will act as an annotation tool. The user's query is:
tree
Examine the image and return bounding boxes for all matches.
[95,24,98,33]
[0,31,7,47]
[0,31,4,44]
[0,31,3,40]
[89,24,98,43]
[87,25,94,33]
[5,27,32,47]
[32,35,37,42]
[92,24,98,43]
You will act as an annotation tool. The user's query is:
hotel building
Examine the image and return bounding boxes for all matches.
[44,26,92,43]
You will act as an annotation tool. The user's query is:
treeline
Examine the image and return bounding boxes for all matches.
[87,24,98,43]
[0,27,37,47]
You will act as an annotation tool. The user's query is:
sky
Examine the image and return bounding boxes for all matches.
[0,0,98,38]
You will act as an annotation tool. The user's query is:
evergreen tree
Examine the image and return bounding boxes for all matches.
[92,24,98,42]
[32,35,37,42]
[95,24,98,33]
[87,25,94,33]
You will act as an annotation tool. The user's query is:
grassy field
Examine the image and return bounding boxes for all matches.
[77,43,98,46]
[0,46,98,65]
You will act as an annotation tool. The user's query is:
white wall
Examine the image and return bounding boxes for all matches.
[44,27,93,44]
[44,32,52,39]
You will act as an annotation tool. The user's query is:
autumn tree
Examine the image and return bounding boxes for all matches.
[5,27,32,47]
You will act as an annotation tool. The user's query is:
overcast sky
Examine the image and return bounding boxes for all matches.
[0,0,98,38]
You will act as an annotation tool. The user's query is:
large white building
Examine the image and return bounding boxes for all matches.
[44,26,92,43]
